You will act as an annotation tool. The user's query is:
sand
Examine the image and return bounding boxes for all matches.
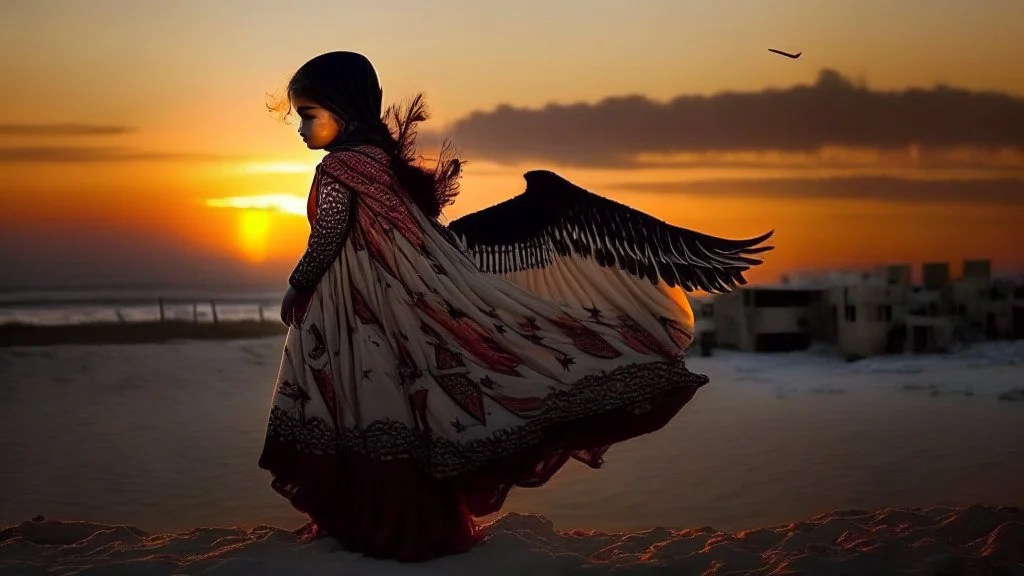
[3,337,1023,574]
[2,506,1023,575]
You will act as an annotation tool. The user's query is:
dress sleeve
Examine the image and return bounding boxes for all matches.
[288,176,356,291]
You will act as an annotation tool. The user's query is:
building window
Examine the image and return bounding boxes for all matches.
[878,305,892,322]
[845,305,857,322]
[753,290,813,308]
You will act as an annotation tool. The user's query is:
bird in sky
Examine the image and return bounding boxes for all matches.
[768,48,802,59]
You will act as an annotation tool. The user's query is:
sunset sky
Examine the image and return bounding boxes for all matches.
[1,0,1022,290]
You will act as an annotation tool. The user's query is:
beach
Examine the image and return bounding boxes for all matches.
[1,336,1022,574]
[2,505,1023,575]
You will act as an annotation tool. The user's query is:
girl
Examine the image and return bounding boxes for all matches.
[258,51,772,562]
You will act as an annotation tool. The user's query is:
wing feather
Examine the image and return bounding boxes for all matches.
[447,170,774,293]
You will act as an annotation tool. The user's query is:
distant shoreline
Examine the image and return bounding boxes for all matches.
[0,321,288,347]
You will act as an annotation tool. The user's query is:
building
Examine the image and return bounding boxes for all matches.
[922,262,951,290]
[831,277,908,360]
[773,269,884,348]
[690,295,715,356]
[708,259,1022,358]
[787,264,912,359]
[713,286,818,352]
[963,259,992,280]
[905,286,955,353]
[881,264,912,286]
[950,260,1018,341]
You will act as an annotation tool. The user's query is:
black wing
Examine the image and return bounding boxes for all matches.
[446,170,774,293]
[768,48,801,59]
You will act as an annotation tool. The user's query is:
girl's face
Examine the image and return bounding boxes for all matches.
[291,94,343,149]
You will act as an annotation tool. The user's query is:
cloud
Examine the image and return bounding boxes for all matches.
[607,175,1024,204]
[623,148,1024,173]
[0,146,238,163]
[425,69,1024,168]
[0,123,240,163]
[0,123,136,136]
[205,194,307,216]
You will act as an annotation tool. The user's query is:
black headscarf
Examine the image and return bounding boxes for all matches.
[289,51,393,152]
[287,51,464,220]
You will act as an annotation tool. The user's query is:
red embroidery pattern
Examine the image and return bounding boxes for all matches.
[518,317,542,334]
[355,211,398,277]
[306,323,328,361]
[492,395,544,415]
[434,345,465,370]
[548,315,622,359]
[615,315,673,358]
[659,316,691,350]
[310,366,339,425]
[414,295,523,376]
[435,374,487,425]
[350,283,380,325]
[321,148,425,252]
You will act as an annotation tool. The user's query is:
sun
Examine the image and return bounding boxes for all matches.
[237,209,272,263]
[205,194,309,263]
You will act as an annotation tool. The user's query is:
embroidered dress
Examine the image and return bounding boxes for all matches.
[259,145,769,561]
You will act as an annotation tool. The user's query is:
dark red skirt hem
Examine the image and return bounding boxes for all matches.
[258,385,699,562]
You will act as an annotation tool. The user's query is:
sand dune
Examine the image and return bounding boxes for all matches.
[3,506,1022,575]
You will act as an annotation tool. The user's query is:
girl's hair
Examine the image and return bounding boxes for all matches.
[268,53,461,221]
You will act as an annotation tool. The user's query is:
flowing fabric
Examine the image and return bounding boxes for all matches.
[258,146,709,561]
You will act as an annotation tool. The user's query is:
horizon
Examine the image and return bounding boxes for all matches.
[2,254,1020,297]
[2,0,1023,290]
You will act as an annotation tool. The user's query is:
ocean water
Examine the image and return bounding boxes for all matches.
[0,288,282,326]
[0,338,1022,534]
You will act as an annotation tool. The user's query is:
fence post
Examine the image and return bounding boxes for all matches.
[258,304,265,323]
[193,303,198,324]
[158,298,165,323]
[211,300,219,324]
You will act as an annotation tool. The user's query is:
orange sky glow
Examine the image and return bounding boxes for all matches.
[1,0,1022,289]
